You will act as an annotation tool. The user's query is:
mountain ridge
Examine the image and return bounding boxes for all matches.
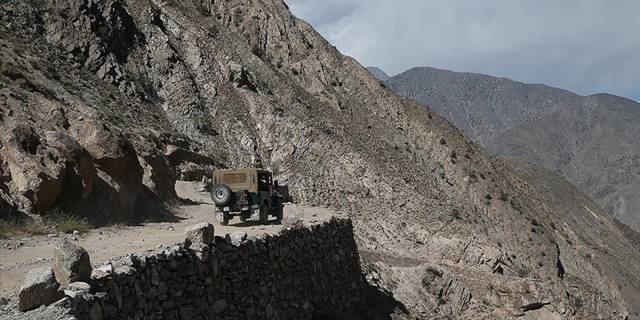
[385,66,640,232]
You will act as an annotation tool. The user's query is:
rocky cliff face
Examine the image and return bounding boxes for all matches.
[1,0,639,318]
[385,66,640,232]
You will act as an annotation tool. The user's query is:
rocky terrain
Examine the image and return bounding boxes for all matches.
[383,66,640,232]
[0,0,639,319]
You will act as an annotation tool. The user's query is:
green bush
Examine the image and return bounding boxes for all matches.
[452,209,462,220]
[53,216,90,234]
[207,25,219,38]
[531,219,542,227]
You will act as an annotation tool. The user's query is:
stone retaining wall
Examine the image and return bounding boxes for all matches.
[74,218,364,319]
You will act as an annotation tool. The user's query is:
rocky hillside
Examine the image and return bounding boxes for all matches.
[385,66,640,232]
[1,0,639,318]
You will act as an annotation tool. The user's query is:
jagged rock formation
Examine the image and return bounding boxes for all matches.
[384,66,640,232]
[1,0,639,318]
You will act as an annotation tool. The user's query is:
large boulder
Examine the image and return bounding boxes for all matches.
[53,238,92,286]
[18,267,64,311]
[1,125,67,212]
[185,223,214,245]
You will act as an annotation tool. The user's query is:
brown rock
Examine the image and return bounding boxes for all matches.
[53,238,92,286]
[1,125,66,212]
[18,267,63,311]
[185,223,214,245]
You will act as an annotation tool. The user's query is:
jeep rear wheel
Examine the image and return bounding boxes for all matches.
[259,203,269,225]
[217,211,230,226]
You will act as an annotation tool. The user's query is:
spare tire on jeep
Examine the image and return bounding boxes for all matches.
[211,184,232,206]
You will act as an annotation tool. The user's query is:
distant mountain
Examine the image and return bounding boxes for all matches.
[385,66,640,232]
[367,66,391,81]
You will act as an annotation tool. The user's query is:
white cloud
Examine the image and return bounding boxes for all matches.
[287,0,640,100]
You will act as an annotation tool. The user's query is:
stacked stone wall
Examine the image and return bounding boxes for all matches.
[75,218,363,319]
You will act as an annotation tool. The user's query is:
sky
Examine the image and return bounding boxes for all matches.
[287,0,640,101]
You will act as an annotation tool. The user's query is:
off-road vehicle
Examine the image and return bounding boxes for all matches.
[209,168,284,225]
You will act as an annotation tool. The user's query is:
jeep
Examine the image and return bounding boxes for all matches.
[209,168,284,225]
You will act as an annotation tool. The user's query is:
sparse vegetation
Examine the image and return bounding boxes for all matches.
[530,219,543,234]
[291,68,299,76]
[510,199,522,212]
[439,138,446,145]
[0,211,91,239]
[199,5,211,16]
[207,25,219,38]
[516,266,530,278]
[0,219,48,239]
[499,190,509,202]
[570,295,584,309]
[466,170,479,183]
[251,45,264,57]
[531,219,541,227]
[452,208,462,220]
[53,215,90,234]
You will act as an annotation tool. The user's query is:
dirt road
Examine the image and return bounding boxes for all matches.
[0,181,337,297]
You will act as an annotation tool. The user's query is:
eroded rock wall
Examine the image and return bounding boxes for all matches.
[74,219,365,319]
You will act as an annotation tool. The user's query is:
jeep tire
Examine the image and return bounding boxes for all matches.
[211,184,232,206]
[218,211,230,226]
[259,203,269,225]
[273,206,283,224]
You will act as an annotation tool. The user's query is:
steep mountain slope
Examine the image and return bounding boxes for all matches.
[505,157,640,318]
[367,66,391,81]
[1,0,639,318]
[385,67,640,232]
